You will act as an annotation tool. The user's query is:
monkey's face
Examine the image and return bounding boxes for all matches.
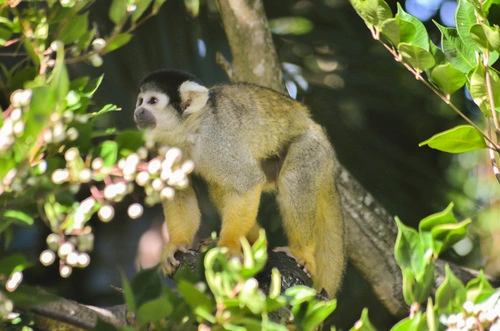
[134,70,209,147]
[134,88,185,144]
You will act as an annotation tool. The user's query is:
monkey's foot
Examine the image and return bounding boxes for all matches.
[161,242,194,275]
[273,246,313,277]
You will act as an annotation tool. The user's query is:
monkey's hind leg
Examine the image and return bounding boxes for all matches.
[161,183,201,275]
[209,183,263,256]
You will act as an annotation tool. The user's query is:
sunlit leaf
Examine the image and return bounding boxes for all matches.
[131,0,154,22]
[136,296,173,325]
[431,219,471,255]
[435,265,466,315]
[396,4,429,50]
[398,43,435,72]
[109,0,128,24]
[184,0,200,18]
[303,300,337,331]
[0,254,33,275]
[120,270,136,313]
[104,33,133,53]
[470,23,500,53]
[380,17,416,46]
[466,270,495,303]
[58,12,88,44]
[468,66,500,115]
[419,125,487,153]
[350,308,375,331]
[436,22,477,73]
[456,0,480,52]
[269,17,314,35]
[429,63,466,95]
[349,0,392,30]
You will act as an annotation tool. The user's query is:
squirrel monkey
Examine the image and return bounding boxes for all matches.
[134,69,345,297]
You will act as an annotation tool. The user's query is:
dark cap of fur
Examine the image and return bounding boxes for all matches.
[140,69,203,114]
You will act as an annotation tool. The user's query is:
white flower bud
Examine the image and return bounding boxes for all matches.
[148,159,161,174]
[10,108,22,121]
[77,253,90,267]
[65,147,78,162]
[66,252,79,266]
[51,169,70,184]
[98,205,114,222]
[40,250,56,266]
[58,242,74,258]
[127,203,143,219]
[181,160,195,174]
[136,171,150,186]
[89,54,103,67]
[60,265,72,278]
[50,40,64,51]
[67,127,79,141]
[161,186,175,200]
[91,38,106,52]
[6,271,23,292]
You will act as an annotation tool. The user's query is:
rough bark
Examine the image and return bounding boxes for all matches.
[216,0,483,318]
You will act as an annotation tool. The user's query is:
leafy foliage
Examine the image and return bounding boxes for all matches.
[0,0,175,324]
[118,231,336,331]
[349,0,500,174]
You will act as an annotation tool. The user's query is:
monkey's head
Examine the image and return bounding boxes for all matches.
[134,69,209,145]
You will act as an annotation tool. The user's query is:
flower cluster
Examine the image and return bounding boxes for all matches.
[0,89,31,153]
[443,292,500,331]
[42,144,194,276]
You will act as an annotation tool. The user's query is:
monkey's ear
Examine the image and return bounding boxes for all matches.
[179,81,209,115]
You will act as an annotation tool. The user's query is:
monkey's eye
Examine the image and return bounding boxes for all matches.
[148,97,158,105]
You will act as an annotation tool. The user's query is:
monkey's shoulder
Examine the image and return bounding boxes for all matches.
[207,83,309,117]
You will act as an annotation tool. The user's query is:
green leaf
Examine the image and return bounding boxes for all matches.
[2,210,34,226]
[109,0,128,24]
[436,22,477,73]
[456,0,480,52]
[49,43,70,104]
[303,299,337,331]
[396,4,429,50]
[429,63,466,95]
[0,26,12,46]
[468,66,500,115]
[285,286,316,306]
[350,308,375,331]
[82,74,104,97]
[269,17,314,35]
[398,43,435,72]
[419,203,456,234]
[136,296,173,325]
[0,254,32,275]
[435,264,466,314]
[184,0,200,18]
[58,12,88,44]
[349,0,393,31]
[391,312,427,331]
[177,280,213,315]
[120,270,136,313]
[394,217,425,273]
[131,267,162,307]
[466,270,495,303]
[99,141,118,167]
[116,130,144,157]
[105,33,133,53]
[431,219,471,255]
[380,17,416,46]
[419,203,457,253]
[470,23,500,53]
[426,298,438,331]
[419,125,487,153]
[131,0,154,22]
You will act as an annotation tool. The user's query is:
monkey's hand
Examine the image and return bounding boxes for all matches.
[161,242,194,275]
[273,246,315,277]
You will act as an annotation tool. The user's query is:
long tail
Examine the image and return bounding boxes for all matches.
[315,171,346,298]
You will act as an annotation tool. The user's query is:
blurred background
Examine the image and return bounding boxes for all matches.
[9,0,500,329]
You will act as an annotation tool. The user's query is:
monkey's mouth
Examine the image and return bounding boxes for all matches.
[135,120,156,130]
